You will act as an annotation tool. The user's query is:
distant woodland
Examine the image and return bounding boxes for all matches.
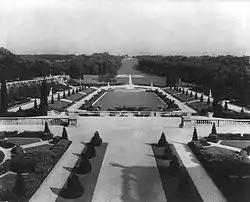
[136,55,250,105]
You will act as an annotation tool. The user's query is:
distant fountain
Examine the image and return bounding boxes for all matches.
[126,74,134,89]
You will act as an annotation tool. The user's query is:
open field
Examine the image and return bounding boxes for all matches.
[93,91,167,111]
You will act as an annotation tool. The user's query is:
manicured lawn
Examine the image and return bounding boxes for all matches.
[205,146,236,156]
[93,91,167,111]
[188,101,209,111]
[66,93,86,102]
[152,144,202,202]
[164,89,180,95]
[6,138,41,146]
[174,94,196,102]
[49,100,72,111]
[24,144,53,153]
[55,143,108,202]
[220,140,250,149]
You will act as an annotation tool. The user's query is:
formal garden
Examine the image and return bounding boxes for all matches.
[0,122,71,201]
[188,123,250,202]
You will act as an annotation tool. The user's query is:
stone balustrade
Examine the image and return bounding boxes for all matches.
[0,116,71,126]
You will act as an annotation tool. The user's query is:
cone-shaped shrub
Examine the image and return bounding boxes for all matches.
[34,99,38,110]
[63,91,66,98]
[195,92,198,99]
[241,108,245,113]
[68,89,71,96]
[76,153,92,174]
[57,93,60,101]
[90,131,102,146]
[200,94,203,102]
[224,102,228,110]
[44,121,50,133]
[13,173,25,197]
[185,90,188,95]
[192,127,198,141]
[72,89,75,94]
[207,97,210,105]
[85,143,96,159]
[190,92,193,97]
[163,144,173,160]
[211,122,217,135]
[157,132,168,147]
[51,94,54,104]
[62,127,68,140]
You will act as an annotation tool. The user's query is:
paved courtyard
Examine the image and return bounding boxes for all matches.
[2,117,250,201]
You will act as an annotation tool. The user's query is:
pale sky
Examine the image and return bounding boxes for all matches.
[0,0,250,56]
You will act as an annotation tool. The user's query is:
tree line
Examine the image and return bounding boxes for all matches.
[136,55,250,106]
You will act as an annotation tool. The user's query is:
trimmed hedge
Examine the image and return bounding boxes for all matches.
[188,141,250,177]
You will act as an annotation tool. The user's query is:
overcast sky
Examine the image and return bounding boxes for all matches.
[0,0,249,56]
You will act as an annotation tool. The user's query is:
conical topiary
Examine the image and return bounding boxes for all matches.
[157,132,168,147]
[57,93,60,101]
[207,97,210,105]
[211,122,217,135]
[195,92,198,99]
[200,94,203,102]
[241,108,244,113]
[44,121,50,133]
[68,89,71,96]
[90,131,102,146]
[192,127,198,141]
[34,99,38,110]
[224,102,228,110]
[85,143,96,159]
[190,92,193,97]
[62,127,68,140]
[51,94,54,104]
[63,91,66,98]
[76,153,92,174]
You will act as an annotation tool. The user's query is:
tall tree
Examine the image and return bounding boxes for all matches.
[39,79,49,115]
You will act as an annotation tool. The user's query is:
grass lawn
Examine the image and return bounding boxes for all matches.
[6,138,41,146]
[49,100,72,111]
[220,140,250,149]
[54,143,108,202]
[205,146,236,156]
[93,91,167,111]
[24,144,53,153]
[188,101,209,111]
[152,144,202,202]
[174,94,196,102]
[66,93,86,102]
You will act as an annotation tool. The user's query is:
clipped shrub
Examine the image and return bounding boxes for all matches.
[51,95,54,104]
[207,134,219,143]
[157,132,168,147]
[211,122,217,135]
[57,93,60,101]
[77,153,92,174]
[10,155,37,173]
[224,102,228,110]
[192,127,198,141]
[0,140,16,149]
[207,97,210,105]
[199,137,211,146]
[44,121,50,133]
[85,143,96,159]
[90,131,102,146]
[62,127,68,140]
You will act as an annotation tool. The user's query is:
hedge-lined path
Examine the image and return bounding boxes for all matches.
[29,142,85,202]
[173,143,227,202]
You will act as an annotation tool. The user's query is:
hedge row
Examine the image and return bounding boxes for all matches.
[188,141,250,177]
[206,133,250,142]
